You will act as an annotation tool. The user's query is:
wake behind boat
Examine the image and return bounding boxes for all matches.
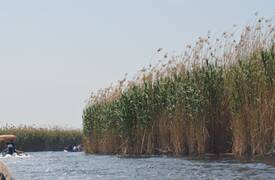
[1,152,29,158]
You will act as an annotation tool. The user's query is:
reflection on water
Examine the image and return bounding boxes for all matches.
[1,151,275,180]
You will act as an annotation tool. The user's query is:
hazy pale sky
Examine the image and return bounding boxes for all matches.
[0,0,274,128]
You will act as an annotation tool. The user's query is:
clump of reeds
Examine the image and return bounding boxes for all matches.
[83,15,275,156]
[0,125,82,152]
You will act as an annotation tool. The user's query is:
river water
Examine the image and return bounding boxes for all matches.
[1,151,275,180]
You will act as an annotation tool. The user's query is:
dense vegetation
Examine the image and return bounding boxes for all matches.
[83,17,275,156]
[0,125,82,152]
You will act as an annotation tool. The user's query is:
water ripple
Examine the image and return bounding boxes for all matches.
[1,152,275,180]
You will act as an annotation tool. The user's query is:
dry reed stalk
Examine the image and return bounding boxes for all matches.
[83,16,275,156]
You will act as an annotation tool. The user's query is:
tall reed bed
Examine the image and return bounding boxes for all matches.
[83,16,275,156]
[0,125,82,152]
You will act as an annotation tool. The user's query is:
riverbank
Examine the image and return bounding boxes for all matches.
[0,125,82,151]
[83,17,275,157]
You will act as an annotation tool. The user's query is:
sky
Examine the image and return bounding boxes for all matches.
[0,0,274,128]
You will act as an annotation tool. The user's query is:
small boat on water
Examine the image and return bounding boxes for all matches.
[64,144,83,152]
[0,134,28,158]
[1,148,28,158]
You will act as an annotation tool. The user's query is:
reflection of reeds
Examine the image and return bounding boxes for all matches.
[83,16,275,156]
[0,125,82,151]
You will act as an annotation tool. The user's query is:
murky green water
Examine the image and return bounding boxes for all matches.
[1,152,275,179]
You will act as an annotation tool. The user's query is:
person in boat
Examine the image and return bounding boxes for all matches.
[6,141,16,155]
[73,145,78,152]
